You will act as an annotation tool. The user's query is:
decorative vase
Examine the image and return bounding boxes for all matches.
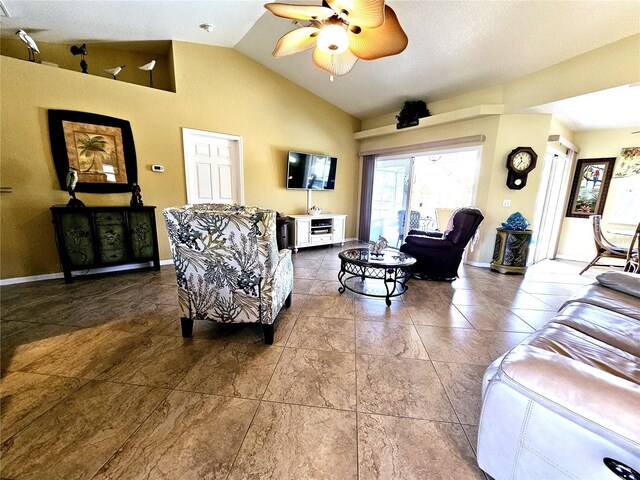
[308,206,321,216]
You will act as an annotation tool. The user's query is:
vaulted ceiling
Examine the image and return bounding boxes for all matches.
[2,0,639,126]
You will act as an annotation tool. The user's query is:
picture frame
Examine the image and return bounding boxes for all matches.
[565,157,616,218]
[614,147,640,178]
[48,110,137,193]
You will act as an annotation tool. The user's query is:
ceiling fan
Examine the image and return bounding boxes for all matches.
[264,0,408,80]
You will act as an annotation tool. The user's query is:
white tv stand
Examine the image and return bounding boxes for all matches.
[288,214,347,253]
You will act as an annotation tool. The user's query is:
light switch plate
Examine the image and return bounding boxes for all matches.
[502,199,512,207]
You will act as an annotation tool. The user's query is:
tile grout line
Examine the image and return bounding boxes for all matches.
[354,309,360,480]
[413,309,469,430]
[225,318,290,479]
[88,386,173,480]
[430,360,477,456]
[0,374,90,446]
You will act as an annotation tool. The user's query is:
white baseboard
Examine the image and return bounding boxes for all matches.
[464,261,491,268]
[0,259,175,286]
[1,272,66,286]
[554,254,589,262]
[555,254,627,267]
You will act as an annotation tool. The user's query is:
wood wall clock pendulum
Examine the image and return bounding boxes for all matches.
[506,146,537,190]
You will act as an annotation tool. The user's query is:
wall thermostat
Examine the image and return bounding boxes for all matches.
[151,165,164,172]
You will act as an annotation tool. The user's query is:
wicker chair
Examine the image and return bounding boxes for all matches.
[624,222,640,274]
[397,210,421,246]
[579,215,629,275]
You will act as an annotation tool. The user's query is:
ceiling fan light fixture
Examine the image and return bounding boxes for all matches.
[264,1,407,76]
[317,25,349,54]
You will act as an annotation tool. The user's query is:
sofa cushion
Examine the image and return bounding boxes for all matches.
[525,323,640,384]
[498,324,640,446]
[553,303,640,357]
[596,271,640,298]
[561,284,640,321]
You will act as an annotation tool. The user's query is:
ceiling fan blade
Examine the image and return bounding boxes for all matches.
[265,3,334,21]
[348,5,407,60]
[326,0,385,28]
[273,27,320,57]
[312,47,358,76]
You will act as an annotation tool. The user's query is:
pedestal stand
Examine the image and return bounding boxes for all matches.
[490,228,533,274]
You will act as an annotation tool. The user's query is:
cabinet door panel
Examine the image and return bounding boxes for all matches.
[332,217,346,242]
[95,211,127,263]
[99,248,128,263]
[59,212,95,267]
[296,219,311,246]
[95,211,125,226]
[128,211,155,259]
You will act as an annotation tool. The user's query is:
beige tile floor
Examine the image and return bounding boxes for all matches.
[0,244,601,479]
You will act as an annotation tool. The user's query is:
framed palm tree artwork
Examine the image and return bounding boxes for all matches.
[48,110,137,193]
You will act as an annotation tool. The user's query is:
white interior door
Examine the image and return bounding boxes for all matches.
[532,151,568,263]
[182,128,244,205]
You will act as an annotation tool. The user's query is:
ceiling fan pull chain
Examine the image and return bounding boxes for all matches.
[330,54,335,82]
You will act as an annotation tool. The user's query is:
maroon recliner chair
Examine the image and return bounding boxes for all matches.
[400,207,484,281]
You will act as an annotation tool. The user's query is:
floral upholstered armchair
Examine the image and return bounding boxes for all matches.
[163,204,294,344]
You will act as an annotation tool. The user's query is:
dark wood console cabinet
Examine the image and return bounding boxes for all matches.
[51,205,160,283]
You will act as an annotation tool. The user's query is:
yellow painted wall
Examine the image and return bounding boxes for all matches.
[361,34,640,132]
[0,41,361,279]
[549,117,575,145]
[485,114,554,263]
[503,34,640,113]
[361,86,505,132]
[556,127,640,261]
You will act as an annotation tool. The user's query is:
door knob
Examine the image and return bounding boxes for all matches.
[604,458,640,480]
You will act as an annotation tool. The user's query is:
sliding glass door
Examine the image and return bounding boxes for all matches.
[409,149,481,232]
[369,157,412,246]
[369,147,481,246]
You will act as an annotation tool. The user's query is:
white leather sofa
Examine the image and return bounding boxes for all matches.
[477,271,640,480]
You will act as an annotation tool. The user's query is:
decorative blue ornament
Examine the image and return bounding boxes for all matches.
[501,212,529,231]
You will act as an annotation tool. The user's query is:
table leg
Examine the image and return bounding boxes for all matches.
[383,268,399,307]
[338,265,346,294]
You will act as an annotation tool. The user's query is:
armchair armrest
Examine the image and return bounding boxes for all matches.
[404,235,453,249]
[408,229,443,238]
[262,249,294,325]
[272,249,293,282]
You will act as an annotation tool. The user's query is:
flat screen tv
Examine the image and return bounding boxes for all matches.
[286,151,337,190]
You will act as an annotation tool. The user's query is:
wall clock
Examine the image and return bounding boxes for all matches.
[506,146,537,190]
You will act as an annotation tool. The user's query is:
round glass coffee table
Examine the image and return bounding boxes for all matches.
[337,248,417,306]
